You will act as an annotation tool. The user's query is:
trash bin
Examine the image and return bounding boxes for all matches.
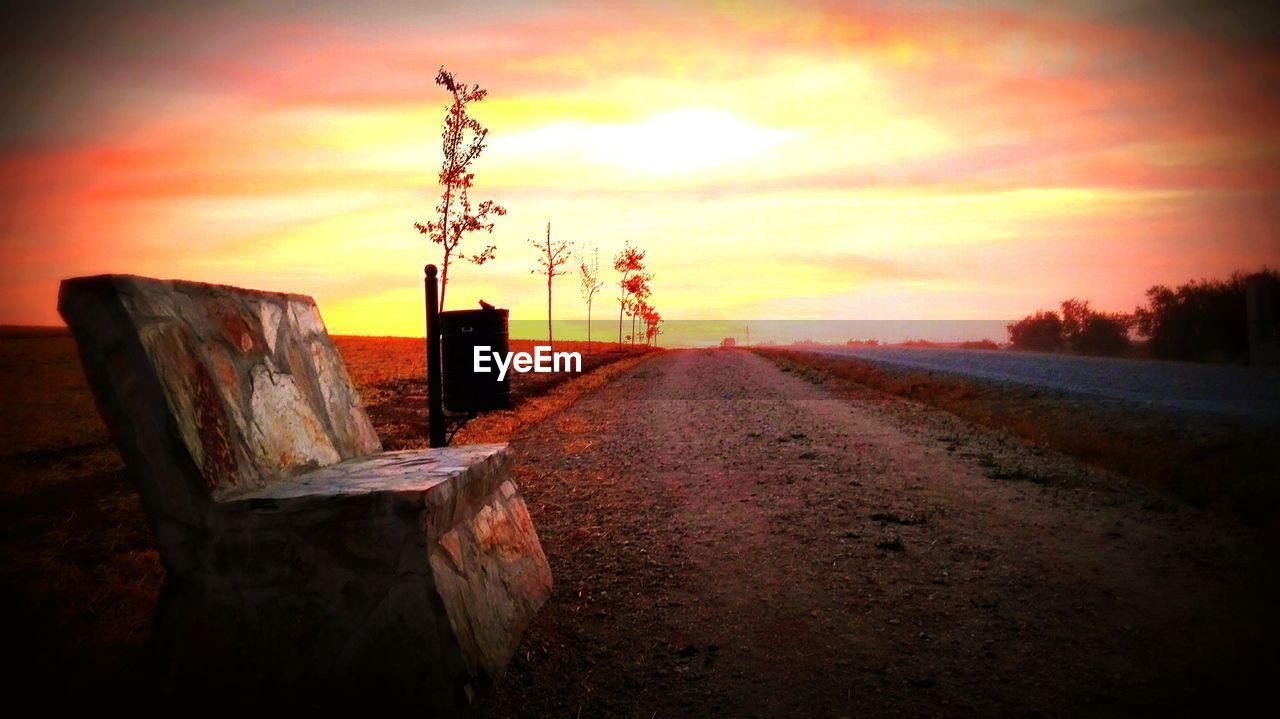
[440,306,512,413]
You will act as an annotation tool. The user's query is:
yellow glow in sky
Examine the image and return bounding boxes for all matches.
[497,109,794,174]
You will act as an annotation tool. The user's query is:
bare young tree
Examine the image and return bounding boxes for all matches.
[578,242,605,353]
[643,305,662,346]
[622,272,651,348]
[415,67,506,310]
[631,296,652,348]
[613,242,646,350]
[528,222,572,348]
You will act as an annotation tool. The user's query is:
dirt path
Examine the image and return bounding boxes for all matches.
[473,349,1278,718]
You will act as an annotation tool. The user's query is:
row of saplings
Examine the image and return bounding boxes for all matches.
[1007,269,1278,363]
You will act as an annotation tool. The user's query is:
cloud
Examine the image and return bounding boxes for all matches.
[3,0,1279,328]
[494,109,795,173]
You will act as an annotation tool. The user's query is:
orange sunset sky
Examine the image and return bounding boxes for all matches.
[2,0,1278,336]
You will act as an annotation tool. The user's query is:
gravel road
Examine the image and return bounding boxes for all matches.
[800,346,1280,423]
[473,349,1277,718]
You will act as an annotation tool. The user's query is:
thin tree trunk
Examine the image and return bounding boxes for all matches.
[439,251,450,311]
[546,223,553,347]
[617,284,627,350]
[438,176,453,312]
[587,297,592,355]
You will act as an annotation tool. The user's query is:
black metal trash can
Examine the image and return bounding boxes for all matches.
[440,306,512,413]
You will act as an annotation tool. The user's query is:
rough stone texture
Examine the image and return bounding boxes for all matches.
[57,275,552,703]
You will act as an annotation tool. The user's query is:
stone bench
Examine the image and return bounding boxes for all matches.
[58,275,552,704]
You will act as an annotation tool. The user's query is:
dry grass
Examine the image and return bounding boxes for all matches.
[758,348,1280,533]
[0,331,158,681]
[452,352,655,445]
[336,336,653,449]
[0,330,649,685]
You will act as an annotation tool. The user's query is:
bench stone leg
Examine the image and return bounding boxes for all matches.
[148,478,552,705]
[429,479,553,683]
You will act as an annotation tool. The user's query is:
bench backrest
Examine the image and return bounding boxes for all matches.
[59,275,382,523]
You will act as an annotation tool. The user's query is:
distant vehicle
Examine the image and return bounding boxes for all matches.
[720,337,736,348]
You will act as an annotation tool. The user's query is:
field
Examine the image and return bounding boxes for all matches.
[0,329,647,689]
[2,331,1276,714]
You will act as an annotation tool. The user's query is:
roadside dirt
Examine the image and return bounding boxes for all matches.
[475,348,1278,717]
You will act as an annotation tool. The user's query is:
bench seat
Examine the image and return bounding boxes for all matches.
[223,444,507,503]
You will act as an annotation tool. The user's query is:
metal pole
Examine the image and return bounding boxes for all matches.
[425,264,446,447]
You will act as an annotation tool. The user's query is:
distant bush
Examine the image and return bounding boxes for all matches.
[1134,269,1279,363]
[960,339,999,350]
[846,339,880,347]
[1061,298,1132,356]
[1007,310,1064,352]
[1076,315,1132,355]
[1009,301,1131,356]
[1007,269,1279,362]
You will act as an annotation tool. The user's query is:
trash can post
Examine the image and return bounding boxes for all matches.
[424,265,446,447]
